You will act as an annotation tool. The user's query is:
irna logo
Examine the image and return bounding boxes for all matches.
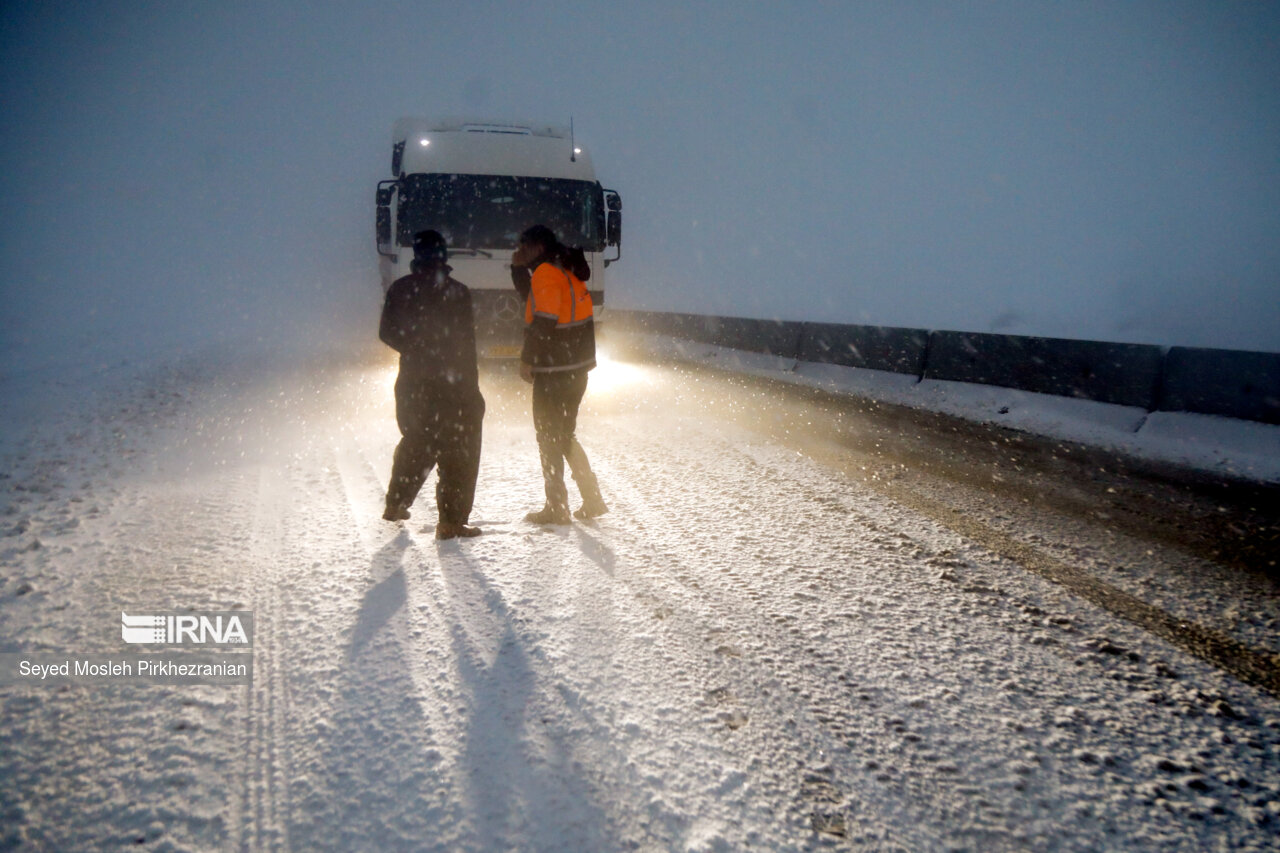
[121,611,253,647]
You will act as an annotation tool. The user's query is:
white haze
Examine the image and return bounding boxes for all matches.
[2,1,1278,371]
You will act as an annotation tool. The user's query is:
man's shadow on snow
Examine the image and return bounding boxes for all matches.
[572,524,616,576]
[299,529,439,850]
[434,536,612,849]
[346,529,410,661]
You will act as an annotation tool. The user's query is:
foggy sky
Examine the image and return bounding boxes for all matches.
[2,1,1278,366]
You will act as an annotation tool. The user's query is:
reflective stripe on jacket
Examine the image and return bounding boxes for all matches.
[521,262,596,372]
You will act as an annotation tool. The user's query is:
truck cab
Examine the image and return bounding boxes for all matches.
[376,118,621,357]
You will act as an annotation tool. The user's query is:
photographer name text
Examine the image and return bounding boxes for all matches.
[1,653,252,686]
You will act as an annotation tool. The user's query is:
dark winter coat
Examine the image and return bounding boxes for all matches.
[380,263,480,391]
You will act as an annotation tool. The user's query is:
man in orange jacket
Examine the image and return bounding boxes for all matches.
[510,224,608,525]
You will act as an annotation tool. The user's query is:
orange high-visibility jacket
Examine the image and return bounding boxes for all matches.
[522,262,596,372]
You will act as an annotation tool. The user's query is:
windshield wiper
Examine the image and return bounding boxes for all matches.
[447,248,495,259]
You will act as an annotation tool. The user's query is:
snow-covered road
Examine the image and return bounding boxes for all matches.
[2,341,1278,851]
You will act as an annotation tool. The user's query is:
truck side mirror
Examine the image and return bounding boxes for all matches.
[376,181,398,256]
[606,209,621,247]
[376,206,392,247]
[604,190,622,245]
[603,189,622,267]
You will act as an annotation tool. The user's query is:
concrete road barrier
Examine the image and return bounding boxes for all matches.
[1161,347,1280,425]
[605,309,695,340]
[703,316,803,358]
[798,323,929,375]
[609,311,802,357]
[921,331,1164,409]
[608,310,1278,424]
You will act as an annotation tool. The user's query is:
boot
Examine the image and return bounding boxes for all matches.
[436,522,482,540]
[573,495,609,520]
[383,502,411,522]
[566,440,605,520]
[525,504,572,525]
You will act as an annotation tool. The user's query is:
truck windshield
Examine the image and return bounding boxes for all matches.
[397,174,604,252]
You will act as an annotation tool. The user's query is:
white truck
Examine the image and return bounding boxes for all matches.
[375,118,622,357]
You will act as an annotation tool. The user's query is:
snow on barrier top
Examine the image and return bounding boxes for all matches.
[609,310,1280,425]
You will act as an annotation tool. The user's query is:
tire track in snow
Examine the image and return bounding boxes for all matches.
[895,484,1280,696]
[239,465,294,852]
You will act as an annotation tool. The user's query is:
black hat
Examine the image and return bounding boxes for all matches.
[519,224,557,251]
[412,230,448,265]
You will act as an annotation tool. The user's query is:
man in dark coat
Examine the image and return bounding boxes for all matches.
[380,230,485,539]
